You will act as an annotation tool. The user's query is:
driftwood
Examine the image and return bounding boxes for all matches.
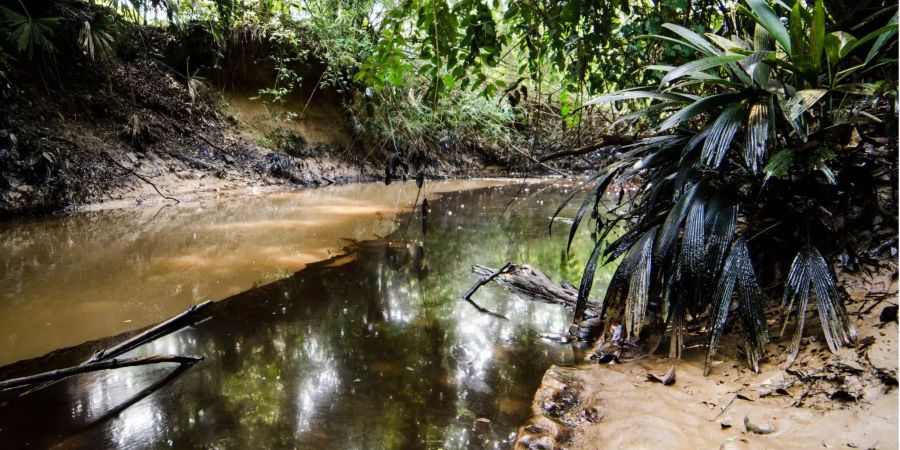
[89,300,213,363]
[13,301,213,395]
[0,354,202,391]
[461,262,512,319]
[472,264,600,311]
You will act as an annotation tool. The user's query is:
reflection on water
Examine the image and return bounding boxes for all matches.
[0,180,505,365]
[0,181,617,449]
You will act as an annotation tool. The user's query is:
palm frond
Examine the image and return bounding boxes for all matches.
[781,246,856,365]
[702,101,748,168]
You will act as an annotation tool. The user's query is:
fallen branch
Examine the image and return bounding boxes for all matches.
[0,354,202,391]
[537,136,634,162]
[509,145,568,176]
[464,262,512,301]
[89,300,213,363]
[472,263,601,310]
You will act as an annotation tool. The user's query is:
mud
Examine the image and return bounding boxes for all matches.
[515,264,899,450]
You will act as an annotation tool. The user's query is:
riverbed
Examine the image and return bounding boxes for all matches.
[0,179,615,449]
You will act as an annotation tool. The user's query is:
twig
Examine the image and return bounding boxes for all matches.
[0,354,203,391]
[537,136,634,162]
[509,145,568,176]
[463,297,509,320]
[89,300,213,362]
[106,154,181,204]
[463,262,512,301]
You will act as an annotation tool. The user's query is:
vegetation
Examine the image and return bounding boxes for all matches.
[0,0,896,373]
[561,0,897,373]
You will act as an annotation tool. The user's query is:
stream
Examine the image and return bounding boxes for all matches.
[0,179,617,449]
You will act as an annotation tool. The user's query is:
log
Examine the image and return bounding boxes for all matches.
[464,262,512,301]
[89,300,213,363]
[472,264,601,311]
[0,354,203,391]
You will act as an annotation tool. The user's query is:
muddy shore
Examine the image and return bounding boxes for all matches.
[514,265,899,450]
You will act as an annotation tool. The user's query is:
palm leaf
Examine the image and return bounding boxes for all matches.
[656,93,743,132]
[702,101,748,168]
[745,0,792,54]
[654,182,699,261]
[744,100,771,172]
[662,23,722,57]
[625,229,657,338]
[660,55,747,87]
[733,239,769,372]
[704,239,739,375]
[574,241,606,322]
[783,89,827,121]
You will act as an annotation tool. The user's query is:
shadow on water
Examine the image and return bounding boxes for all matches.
[0,182,618,449]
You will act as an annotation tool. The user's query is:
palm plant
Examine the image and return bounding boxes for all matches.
[0,2,59,58]
[78,13,117,61]
[562,0,897,374]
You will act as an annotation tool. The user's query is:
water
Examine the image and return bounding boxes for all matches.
[0,180,504,366]
[0,180,617,449]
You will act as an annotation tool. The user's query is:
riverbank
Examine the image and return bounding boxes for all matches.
[514,263,899,449]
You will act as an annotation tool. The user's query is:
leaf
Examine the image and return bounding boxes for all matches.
[782,246,856,365]
[584,88,694,106]
[783,89,827,121]
[809,0,826,70]
[807,246,855,352]
[656,93,743,132]
[865,18,898,65]
[661,24,722,57]
[702,101,748,168]
[824,31,857,67]
[747,25,774,86]
[789,1,807,61]
[549,171,605,235]
[831,83,877,95]
[660,55,747,87]
[746,0,792,54]
[704,239,739,375]
[574,241,605,322]
[705,33,748,52]
[733,239,769,372]
[625,229,656,338]
[655,182,699,261]
[763,149,794,180]
[745,100,771,173]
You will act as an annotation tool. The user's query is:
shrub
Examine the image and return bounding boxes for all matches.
[565,0,897,373]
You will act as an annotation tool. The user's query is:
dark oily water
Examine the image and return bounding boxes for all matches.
[0,180,504,366]
[0,181,617,449]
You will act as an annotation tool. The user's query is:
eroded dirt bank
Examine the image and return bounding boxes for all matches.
[0,21,498,217]
[515,265,899,449]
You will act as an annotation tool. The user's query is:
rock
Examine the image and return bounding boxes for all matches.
[743,415,775,434]
[880,305,898,323]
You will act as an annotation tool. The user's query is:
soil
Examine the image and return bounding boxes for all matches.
[0,36,496,217]
[515,262,899,449]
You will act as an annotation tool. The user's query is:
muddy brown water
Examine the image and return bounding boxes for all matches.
[0,180,616,449]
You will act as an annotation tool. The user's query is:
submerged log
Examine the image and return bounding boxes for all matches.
[471,264,600,312]
[0,354,203,391]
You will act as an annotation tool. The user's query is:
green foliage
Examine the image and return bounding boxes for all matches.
[0,3,59,58]
[78,12,117,61]
[564,0,897,373]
